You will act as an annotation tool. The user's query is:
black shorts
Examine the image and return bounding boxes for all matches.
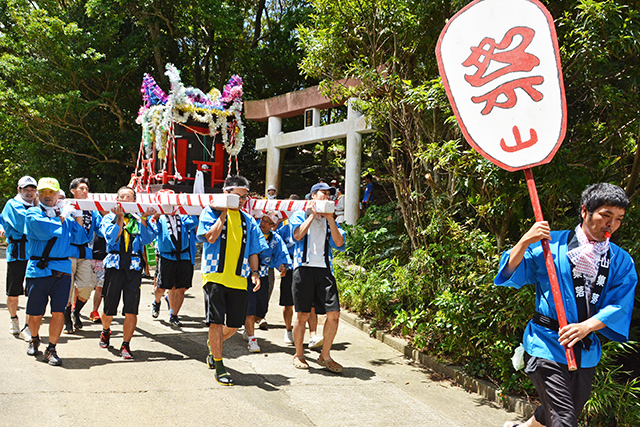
[157,257,193,290]
[6,260,28,297]
[25,273,71,315]
[525,353,596,427]
[102,268,142,316]
[247,276,270,318]
[292,267,340,314]
[279,268,294,306]
[7,261,27,297]
[203,282,247,328]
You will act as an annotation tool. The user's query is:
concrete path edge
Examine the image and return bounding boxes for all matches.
[340,309,537,419]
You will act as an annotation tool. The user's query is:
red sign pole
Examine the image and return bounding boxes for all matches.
[524,168,577,370]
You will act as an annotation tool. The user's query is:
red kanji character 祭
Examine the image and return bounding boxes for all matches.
[463,26,544,115]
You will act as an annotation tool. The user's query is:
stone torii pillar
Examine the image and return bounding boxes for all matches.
[344,99,363,225]
[266,116,282,193]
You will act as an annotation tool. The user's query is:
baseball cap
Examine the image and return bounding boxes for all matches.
[37,177,61,192]
[310,182,331,194]
[17,176,37,189]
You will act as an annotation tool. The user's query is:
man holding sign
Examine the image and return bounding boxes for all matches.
[436,1,637,426]
[497,183,636,427]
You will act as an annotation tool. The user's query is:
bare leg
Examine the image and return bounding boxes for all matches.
[101,313,113,330]
[283,305,293,330]
[308,307,318,337]
[7,296,19,317]
[169,288,186,316]
[293,312,311,358]
[223,326,237,341]
[208,324,224,358]
[153,285,164,304]
[48,312,65,345]
[92,286,102,312]
[245,315,257,337]
[208,325,237,358]
[28,314,43,338]
[122,313,137,342]
[319,310,340,361]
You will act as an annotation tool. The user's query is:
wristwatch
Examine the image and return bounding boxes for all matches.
[251,270,260,276]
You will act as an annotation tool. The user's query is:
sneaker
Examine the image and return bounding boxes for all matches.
[151,301,160,319]
[27,337,40,356]
[44,347,62,366]
[257,319,268,330]
[247,337,260,353]
[308,335,324,349]
[89,310,101,322]
[242,330,249,341]
[73,311,83,330]
[120,343,133,360]
[9,317,20,335]
[19,324,32,342]
[169,315,182,328]
[99,329,111,348]
[284,329,294,345]
[64,307,74,334]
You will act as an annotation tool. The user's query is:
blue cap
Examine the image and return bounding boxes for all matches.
[310,182,331,194]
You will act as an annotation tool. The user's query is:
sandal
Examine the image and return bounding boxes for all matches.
[215,371,235,386]
[292,355,309,369]
[317,355,343,373]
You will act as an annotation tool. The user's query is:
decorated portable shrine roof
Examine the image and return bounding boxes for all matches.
[136,63,245,159]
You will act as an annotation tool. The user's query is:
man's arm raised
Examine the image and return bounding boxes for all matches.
[502,221,551,278]
[204,208,227,244]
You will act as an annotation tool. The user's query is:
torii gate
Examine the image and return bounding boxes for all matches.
[245,81,374,225]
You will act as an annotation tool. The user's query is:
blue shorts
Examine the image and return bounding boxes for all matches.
[25,273,72,316]
[247,276,270,318]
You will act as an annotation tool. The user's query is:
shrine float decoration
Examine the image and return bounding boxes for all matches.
[132,63,244,192]
[66,64,337,223]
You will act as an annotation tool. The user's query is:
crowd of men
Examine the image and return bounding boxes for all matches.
[2,172,639,427]
[1,175,346,386]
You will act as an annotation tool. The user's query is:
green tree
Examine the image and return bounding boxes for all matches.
[0,0,312,196]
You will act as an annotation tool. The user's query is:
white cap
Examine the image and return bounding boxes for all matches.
[267,184,277,192]
[18,176,37,188]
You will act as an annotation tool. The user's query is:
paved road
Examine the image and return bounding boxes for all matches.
[0,249,521,426]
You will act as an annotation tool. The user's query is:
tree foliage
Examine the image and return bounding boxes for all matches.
[300,1,640,424]
[0,0,311,197]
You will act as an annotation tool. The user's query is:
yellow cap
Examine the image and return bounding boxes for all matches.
[37,177,60,192]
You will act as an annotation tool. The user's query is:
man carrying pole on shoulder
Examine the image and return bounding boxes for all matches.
[290,182,346,373]
[498,183,637,427]
[24,178,89,366]
[99,186,156,359]
[197,175,268,386]
[2,176,38,339]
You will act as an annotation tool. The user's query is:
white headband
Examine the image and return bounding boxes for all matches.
[223,185,250,191]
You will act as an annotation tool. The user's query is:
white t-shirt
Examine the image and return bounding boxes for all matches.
[306,216,327,268]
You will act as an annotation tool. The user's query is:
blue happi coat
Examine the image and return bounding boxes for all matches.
[495,230,637,368]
